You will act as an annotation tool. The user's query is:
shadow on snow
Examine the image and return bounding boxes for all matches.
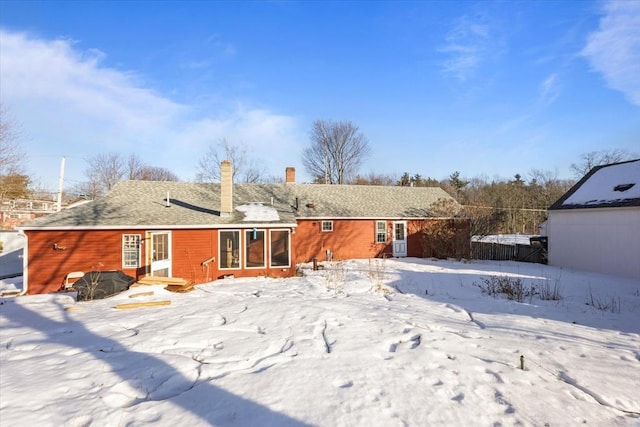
[1,300,312,426]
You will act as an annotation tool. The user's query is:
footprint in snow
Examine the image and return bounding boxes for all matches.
[332,379,354,388]
[452,392,465,403]
[494,390,515,414]
[212,313,227,326]
[388,334,421,353]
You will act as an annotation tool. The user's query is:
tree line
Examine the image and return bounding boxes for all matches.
[2,107,637,236]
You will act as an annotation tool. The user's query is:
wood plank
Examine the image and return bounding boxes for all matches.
[114,300,171,309]
[165,282,195,293]
[129,291,155,298]
[138,276,187,284]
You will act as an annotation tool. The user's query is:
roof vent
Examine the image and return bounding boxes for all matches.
[613,183,635,192]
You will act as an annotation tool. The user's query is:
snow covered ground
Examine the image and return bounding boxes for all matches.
[1,258,639,426]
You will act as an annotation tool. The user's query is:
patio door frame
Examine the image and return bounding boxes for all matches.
[392,221,407,257]
[148,231,172,277]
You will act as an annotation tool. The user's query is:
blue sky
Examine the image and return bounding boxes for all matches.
[1,0,638,191]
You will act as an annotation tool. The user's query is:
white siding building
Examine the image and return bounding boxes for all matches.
[547,159,640,280]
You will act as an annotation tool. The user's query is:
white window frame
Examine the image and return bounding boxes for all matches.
[376,221,387,243]
[321,220,333,232]
[220,230,241,270]
[269,229,291,268]
[122,234,141,269]
[245,229,267,269]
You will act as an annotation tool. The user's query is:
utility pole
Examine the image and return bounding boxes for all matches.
[57,156,66,212]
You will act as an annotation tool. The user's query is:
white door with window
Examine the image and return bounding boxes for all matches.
[392,221,407,257]
[149,231,171,277]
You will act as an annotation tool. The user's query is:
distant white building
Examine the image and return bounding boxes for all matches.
[547,159,640,280]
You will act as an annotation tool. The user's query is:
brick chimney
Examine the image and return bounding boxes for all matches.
[285,167,296,184]
[220,160,233,216]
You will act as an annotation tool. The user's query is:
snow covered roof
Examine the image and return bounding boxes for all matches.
[549,159,640,210]
[236,203,280,222]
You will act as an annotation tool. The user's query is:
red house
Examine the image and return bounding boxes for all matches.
[19,162,467,294]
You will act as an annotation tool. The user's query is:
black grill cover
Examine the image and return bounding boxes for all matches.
[72,270,136,301]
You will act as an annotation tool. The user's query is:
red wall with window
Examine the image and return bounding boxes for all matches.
[24,227,295,294]
[23,229,144,294]
[292,219,391,263]
[23,219,467,295]
[292,218,470,264]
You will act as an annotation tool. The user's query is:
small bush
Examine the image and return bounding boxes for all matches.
[368,257,389,294]
[539,281,563,301]
[326,260,346,295]
[587,286,621,314]
[475,275,536,303]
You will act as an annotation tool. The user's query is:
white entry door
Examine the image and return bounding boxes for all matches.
[392,221,407,257]
[149,231,171,277]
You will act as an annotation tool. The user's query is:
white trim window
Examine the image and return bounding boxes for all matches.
[270,229,291,267]
[220,230,241,269]
[376,221,387,243]
[321,221,333,232]
[245,229,266,268]
[122,234,141,268]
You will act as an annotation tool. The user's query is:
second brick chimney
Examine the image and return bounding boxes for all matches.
[285,167,296,184]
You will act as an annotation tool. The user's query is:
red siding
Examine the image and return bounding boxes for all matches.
[24,228,295,294]
[24,230,144,295]
[24,220,469,294]
[292,219,470,263]
[170,229,216,283]
[292,219,391,262]
[170,229,293,282]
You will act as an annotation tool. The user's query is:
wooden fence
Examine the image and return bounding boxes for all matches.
[471,241,545,263]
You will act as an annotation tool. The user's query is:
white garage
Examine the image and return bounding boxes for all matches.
[547,159,640,280]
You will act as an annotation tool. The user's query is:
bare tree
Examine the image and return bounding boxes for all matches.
[302,120,370,184]
[196,138,266,183]
[0,105,25,175]
[85,152,125,195]
[1,105,31,205]
[528,169,573,208]
[84,152,179,197]
[353,172,397,186]
[137,166,180,181]
[125,153,146,180]
[68,180,103,201]
[570,149,637,178]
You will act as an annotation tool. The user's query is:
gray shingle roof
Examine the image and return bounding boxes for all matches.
[291,184,456,218]
[21,180,458,229]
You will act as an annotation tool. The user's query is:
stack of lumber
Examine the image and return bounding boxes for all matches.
[134,276,195,293]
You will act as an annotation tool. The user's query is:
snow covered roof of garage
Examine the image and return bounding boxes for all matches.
[549,159,640,210]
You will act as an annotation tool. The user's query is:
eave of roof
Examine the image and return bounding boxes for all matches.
[20,223,299,231]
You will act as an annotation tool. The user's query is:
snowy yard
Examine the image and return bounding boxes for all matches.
[1,258,639,426]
